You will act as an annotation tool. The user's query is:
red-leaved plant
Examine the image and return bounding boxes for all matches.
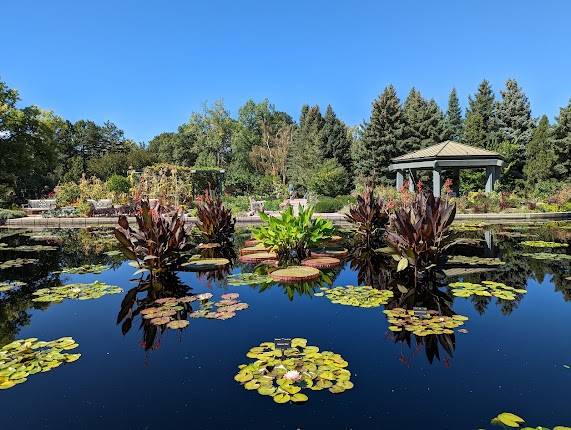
[345,181,389,249]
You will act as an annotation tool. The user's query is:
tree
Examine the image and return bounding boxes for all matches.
[402,88,447,152]
[355,85,404,185]
[321,105,353,176]
[147,132,183,164]
[524,115,555,184]
[287,105,325,190]
[551,99,571,181]
[463,111,488,148]
[465,79,496,147]
[445,88,463,140]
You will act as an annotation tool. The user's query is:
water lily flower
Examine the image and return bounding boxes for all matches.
[283,370,302,382]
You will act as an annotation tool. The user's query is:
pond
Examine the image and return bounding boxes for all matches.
[0,223,570,429]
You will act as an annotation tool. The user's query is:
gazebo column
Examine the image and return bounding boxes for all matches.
[485,166,500,193]
[432,168,441,198]
[395,170,404,190]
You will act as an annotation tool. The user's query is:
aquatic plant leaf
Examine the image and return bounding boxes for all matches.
[492,412,525,428]
[449,281,526,302]
[521,252,571,261]
[383,308,468,336]
[181,258,230,270]
[0,280,26,292]
[57,264,110,274]
[322,285,393,308]
[270,266,321,283]
[226,273,273,286]
[32,281,122,303]
[0,245,58,252]
[0,258,39,269]
[521,240,568,248]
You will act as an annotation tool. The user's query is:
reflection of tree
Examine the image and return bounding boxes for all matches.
[116,274,193,351]
[348,245,392,289]
[385,283,457,365]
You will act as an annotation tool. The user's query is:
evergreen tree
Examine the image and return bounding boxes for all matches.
[402,88,447,153]
[465,79,496,147]
[524,115,555,183]
[355,85,404,185]
[551,99,571,180]
[445,88,463,140]
[287,105,325,190]
[463,111,488,148]
[322,105,353,176]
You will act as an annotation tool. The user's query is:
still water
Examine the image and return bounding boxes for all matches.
[0,224,570,429]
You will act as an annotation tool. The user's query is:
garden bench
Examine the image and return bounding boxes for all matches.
[22,199,56,214]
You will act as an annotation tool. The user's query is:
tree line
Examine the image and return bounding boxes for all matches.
[1,77,569,203]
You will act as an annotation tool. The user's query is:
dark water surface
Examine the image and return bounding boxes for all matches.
[0,224,570,429]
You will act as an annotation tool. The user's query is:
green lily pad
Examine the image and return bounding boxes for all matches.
[270,266,321,283]
[447,255,506,266]
[0,280,26,292]
[32,281,123,303]
[449,281,526,301]
[521,252,571,261]
[56,264,110,274]
[491,412,525,428]
[234,338,353,404]
[521,240,568,248]
[0,258,39,269]
[383,308,468,336]
[0,244,58,252]
[0,337,81,390]
[181,258,230,270]
[226,273,273,286]
[322,285,394,308]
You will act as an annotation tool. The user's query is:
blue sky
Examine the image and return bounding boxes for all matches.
[2,0,570,143]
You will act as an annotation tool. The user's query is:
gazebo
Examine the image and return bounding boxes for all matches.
[388,140,503,197]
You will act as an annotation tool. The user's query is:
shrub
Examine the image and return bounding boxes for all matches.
[0,208,25,221]
[76,200,94,217]
[223,195,250,215]
[55,182,81,206]
[253,205,334,263]
[79,176,108,200]
[106,175,131,195]
[314,195,354,213]
[307,159,349,197]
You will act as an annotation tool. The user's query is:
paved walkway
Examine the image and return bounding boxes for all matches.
[2,211,570,228]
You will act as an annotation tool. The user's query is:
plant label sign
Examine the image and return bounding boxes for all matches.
[275,338,292,350]
[413,307,429,318]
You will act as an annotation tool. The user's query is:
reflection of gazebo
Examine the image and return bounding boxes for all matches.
[388,141,503,197]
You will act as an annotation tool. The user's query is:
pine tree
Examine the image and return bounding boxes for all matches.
[524,115,555,183]
[465,79,496,147]
[287,105,325,189]
[322,105,353,175]
[462,111,488,148]
[402,88,447,153]
[551,99,571,180]
[355,85,404,185]
[445,88,463,140]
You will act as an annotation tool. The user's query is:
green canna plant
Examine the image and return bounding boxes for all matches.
[253,205,335,264]
[114,199,192,274]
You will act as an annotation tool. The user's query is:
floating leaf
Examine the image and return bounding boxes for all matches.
[181,258,230,270]
[270,266,321,283]
[491,412,525,428]
[322,285,393,308]
[383,308,468,336]
[57,264,110,275]
[447,256,505,266]
[521,240,568,248]
[449,281,526,301]
[0,244,58,252]
[0,280,26,292]
[0,258,39,269]
[521,252,571,261]
[32,281,122,303]
[226,273,273,286]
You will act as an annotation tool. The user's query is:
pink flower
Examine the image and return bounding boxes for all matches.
[283,370,302,382]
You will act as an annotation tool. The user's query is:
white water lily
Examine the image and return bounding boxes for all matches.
[283,370,302,382]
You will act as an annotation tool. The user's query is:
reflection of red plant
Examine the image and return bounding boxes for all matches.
[416,180,424,193]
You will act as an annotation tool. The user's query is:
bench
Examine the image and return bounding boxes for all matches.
[22,199,56,214]
[87,199,113,210]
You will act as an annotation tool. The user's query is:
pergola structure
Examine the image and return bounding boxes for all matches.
[389,141,503,197]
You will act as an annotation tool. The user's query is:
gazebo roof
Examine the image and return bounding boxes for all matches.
[392,141,501,163]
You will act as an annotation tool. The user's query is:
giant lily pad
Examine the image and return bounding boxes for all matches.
[301,257,341,269]
[0,280,26,292]
[226,273,274,286]
[270,266,321,283]
[240,244,270,255]
[0,258,39,269]
[239,252,277,264]
[32,281,122,303]
[181,258,230,270]
[521,240,568,248]
[321,285,393,308]
[244,239,261,247]
[57,264,110,274]
[449,281,527,301]
[384,307,468,336]
[310,247,349,258]
[0,337,81,390]
[234,338,353,404]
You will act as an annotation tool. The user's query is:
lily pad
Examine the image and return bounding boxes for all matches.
[521,240,568,248]
[57,264,110,274]
[0,337,81,390]
[239,252,278,264]
[226,273,274,286]
[383,307,468,336]
[244,239,261,247]
[234,338,353,404]
[181,258,230,270]
[240,244,270,255]
[0,258,39,269]
[447,255,506,266]
[0,280,26,292]
[310,247,349,258]
[449,281,526,301]
[491,412,525,428]
[32,281,123,303]
[0,245,58,252]
[301,257,341,269]
[270,266,321,283]
[323,285,393,308]
[521,252,571,261]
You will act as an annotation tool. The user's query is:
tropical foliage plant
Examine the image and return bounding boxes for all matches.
[383,191,456,278]
[253,205,335,263]
[345,181,390,248]
[114,199,191,274]
[195,190,236,247]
